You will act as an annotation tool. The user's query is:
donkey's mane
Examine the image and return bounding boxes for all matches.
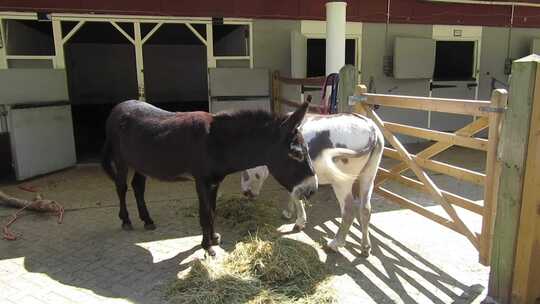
[211,109,286,142]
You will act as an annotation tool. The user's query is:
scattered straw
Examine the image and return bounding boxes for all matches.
[217,195,283,236]
[168,196,337,304]
[167,235,336,304]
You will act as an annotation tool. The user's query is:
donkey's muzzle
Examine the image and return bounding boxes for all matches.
[243,190,256,199]
[292,175,318,200]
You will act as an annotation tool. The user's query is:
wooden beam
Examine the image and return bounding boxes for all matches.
[488,56,540,303]
[141,22,162,44]
[375,116,489,187]
[383,147,486,185]
[384,122,488,151]
[185,23,207,46]
[62,20,85,44]
[133,22,145,101]
[277,75,326,86]
[511,63,540,304]
[0,19,8,69]
[278,97,321,113]
[51,20,65,69]
[364,93,492,117]
[110,21,134,44]
[479,89,507,265]
[378,168,484,215]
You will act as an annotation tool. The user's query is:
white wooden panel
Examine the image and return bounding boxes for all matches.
[210,99,270,114]
[0,69,68,104]
[9,104,76,180]
[209,68,269,97]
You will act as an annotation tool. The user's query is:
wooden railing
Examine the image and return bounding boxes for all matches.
[272,74,507,266]
[271,71,325,114]
[353,85,507,266]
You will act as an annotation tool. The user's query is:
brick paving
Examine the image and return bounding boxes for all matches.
[0,200,207,304]
[0,161,490,304]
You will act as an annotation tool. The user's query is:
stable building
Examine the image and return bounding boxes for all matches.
[0,0,540,179]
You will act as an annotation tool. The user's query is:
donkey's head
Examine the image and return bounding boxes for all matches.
[266,102,317,200]
[241,166,270,198]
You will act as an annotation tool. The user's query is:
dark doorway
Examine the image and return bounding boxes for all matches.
[64,22,138,162]
[306,38,356,77]
[65,22,208,162]
[433,41,475,81]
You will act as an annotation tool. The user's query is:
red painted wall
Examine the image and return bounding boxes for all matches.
[1,0,540,28]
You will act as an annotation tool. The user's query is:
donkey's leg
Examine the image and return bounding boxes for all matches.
[282,197,295,220]
[327,181,356,252]
[195,178,222,256]
[208,181,221,246]
[355,178,375,257]
[195,179,213,255]
[114,161,132,230]
[293,199,307,231]
[131,172,155,230]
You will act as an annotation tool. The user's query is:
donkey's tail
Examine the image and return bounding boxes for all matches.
[319,148,362,182]
[101,139,116,180]
[319,129,384,183]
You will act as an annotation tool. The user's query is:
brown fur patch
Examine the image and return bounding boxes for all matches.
[242,171,250,182]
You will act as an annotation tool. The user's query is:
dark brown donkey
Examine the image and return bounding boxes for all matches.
[101,100,317,256]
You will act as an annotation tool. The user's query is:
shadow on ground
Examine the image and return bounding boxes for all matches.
[0,163,486,303]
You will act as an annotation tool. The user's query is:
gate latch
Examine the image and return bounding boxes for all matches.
[348,95,368,106]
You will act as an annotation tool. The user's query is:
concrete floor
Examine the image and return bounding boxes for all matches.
[0,145,490,304]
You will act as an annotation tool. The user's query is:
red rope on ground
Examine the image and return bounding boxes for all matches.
[2,200,64,241]
[18,185,38,193]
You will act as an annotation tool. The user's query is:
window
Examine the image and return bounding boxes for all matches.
[433,41,475,81]
[5,20,54,56]
[213,24,249,56]
[306,38,356,77]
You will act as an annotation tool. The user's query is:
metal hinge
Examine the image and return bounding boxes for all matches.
[479,106,506,113]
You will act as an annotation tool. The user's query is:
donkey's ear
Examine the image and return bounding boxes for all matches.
[281,100,310,133]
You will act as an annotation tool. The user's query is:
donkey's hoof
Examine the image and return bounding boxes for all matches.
[282,210,293,220]
[210,233,221,246]
[144,223,156,230]
[360,246,371,258]
[205,247,217,258]
[122,223,134,231]
[292,223,305,232]
[325,239,341,252]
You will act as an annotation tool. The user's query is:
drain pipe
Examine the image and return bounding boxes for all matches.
[325,1,347,76]
[0,105,8,133]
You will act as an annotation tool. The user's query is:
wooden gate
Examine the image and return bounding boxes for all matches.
[272,74,507,265]
[352,85,507,266]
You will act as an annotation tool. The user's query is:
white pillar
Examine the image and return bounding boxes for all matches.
[325,1,347,75]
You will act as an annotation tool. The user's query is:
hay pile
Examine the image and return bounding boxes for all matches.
[168,196,336,304]
[217,195,283,236]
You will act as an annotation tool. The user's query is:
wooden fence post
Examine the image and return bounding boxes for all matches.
[488,55,540,303]
[479,89,507,266]
[511,57,540,304]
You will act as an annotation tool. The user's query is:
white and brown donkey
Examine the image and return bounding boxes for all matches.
[241,113,384,257]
